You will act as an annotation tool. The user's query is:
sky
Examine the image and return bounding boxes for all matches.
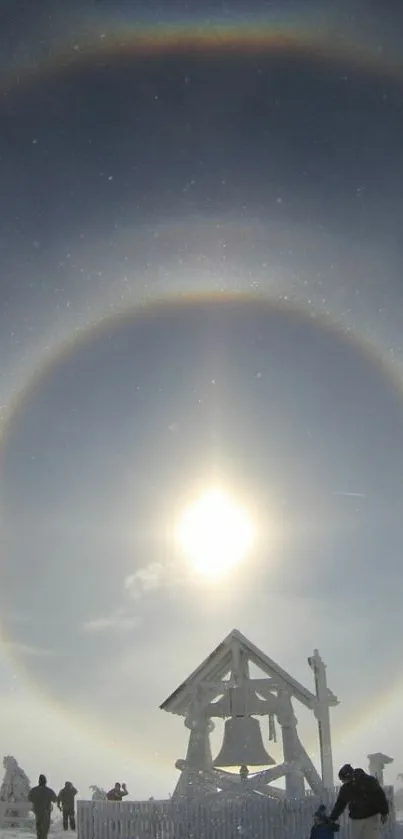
[0,0,403,802]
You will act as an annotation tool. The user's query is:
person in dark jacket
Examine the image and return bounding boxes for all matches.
[329,764,389,839]
[57,781,78,831]
[28,775,57,839]
[309,804,340,839]
[310,805,340,839]
[106,782,128,801]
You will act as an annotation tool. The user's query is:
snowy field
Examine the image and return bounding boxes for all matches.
[0,817,65,839]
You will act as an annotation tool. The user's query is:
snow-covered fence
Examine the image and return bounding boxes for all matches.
[0,799,32,827]
[78,800,171,839]
[77,787,395,839]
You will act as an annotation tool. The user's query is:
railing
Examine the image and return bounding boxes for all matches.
[77,787,395,839]
[0,799,33,828]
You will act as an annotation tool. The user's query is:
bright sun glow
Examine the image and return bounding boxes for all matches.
[177,489,254,577]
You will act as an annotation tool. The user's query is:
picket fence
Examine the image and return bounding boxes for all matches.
[0,799,32,828]
[77,787,395,839]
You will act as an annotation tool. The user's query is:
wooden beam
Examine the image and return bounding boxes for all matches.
[160,629,319,715]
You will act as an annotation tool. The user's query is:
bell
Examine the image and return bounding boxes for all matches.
[214,716,275,767]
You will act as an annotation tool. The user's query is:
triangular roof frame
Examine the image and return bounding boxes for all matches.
[160,628,321,715]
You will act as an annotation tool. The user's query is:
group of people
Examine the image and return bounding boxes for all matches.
[28,775,129,839]
[28,776,77,839]
[310,763,389,839]
[26,762,390,839]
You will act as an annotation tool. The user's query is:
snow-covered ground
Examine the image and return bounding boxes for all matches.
[0,817,65,839]
[0,815,400,839]
[0,829,65,839]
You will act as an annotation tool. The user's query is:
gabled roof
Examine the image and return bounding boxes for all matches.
[160,628,321,715]
[367,753,394,763]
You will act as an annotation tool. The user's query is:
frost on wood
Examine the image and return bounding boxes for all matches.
[0,756,30,802]
[394,773,403,811]
[367,753,393,786]
[160,630,339,801]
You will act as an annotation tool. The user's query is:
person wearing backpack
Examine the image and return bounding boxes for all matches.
[329,764,389,839]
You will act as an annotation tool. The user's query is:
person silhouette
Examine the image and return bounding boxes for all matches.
[330,764,389,839]
[28,775,57,839]
[106,782,128,801]
[57,781,78,831]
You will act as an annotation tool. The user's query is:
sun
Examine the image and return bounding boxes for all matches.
[177,489,254,577]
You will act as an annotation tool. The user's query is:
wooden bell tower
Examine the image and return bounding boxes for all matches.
[160,629,339,800]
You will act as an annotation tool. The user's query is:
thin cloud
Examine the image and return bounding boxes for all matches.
[82,614,139,633]
[124,562,164,599]
[2,611,31,624]
[2,642,55,657]
[333,491,366,498]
